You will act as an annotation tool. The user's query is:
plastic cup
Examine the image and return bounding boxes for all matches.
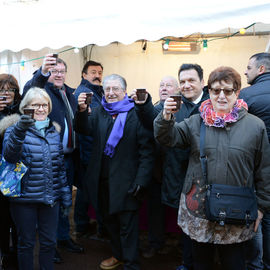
[170,94,182,111]
[23,108,35,119]
[85,92,93,105]
[136,88,147,101]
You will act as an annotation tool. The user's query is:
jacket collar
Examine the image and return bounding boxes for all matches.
[81,78,104,97]
[182,86,209,105]
[251,72,270,85]
[47,81,74,96]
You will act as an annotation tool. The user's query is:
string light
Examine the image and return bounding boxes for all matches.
[203,40,208,51]
[0,46,79,67]
[20,61,25,71]
[163,39,170,50]
[239,28,246,35]
[162,23,255,52]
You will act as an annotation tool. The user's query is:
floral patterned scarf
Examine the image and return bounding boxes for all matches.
[199,99,248,128]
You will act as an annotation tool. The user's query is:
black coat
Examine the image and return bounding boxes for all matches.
[135,87,209,208]
[239,72,270,142]
[74,106,155,214]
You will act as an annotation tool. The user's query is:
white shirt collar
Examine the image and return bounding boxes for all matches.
[192,91,204,104]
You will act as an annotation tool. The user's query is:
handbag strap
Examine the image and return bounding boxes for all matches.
[200,120,208,186]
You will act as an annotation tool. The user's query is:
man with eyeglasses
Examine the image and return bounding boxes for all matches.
[23,54,83,263]
[131,65,209,270]
[239,52,270,270]
[73,60,106,240]
[75,74,154,270]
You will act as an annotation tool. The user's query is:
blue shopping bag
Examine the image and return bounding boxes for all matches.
[0,156,28,197]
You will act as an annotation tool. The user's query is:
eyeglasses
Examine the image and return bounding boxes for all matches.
[51,70,66,75]
[30,103,49,110]
[0,89,16,94]
[104,87,122,93]
[210,88,236,96]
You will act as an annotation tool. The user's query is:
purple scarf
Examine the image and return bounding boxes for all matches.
[102,94,134,157]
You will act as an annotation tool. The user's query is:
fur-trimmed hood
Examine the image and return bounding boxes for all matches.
[0,113,61,138]
[0,113,20,138]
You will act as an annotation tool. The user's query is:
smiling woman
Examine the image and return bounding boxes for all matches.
[20,87,52,121]
[2,86,71,270]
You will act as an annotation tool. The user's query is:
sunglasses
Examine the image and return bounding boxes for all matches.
[210,88,236,96]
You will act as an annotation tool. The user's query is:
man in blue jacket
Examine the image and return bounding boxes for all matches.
[73,60,105,238]
[239,52,270,270]
[23,54,83,262]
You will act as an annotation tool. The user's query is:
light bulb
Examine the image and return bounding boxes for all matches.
[163,39,170,50]
[20,61,25,71]
[239,28,246,35]
[74,47,79,53]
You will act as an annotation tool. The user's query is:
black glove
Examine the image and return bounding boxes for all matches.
[17,114,35,131]
[128,183,141,197]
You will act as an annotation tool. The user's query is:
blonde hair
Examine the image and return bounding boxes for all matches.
[19,87,52,114]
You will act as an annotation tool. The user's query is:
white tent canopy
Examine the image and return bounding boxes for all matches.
[1,0,270,52]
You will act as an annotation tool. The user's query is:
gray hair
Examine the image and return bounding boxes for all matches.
[161,76,179,88]
[103,74,127,91]
[19,87,52,114]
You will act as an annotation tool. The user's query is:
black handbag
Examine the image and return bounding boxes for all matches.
[200,121,258,227]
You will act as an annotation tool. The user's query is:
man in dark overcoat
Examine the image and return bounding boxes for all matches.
[74,74,154,270]
[239,52,270,270]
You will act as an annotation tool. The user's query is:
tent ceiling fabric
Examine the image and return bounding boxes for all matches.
[1,0,270,52]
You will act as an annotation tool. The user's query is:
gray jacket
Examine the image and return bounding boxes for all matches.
[154,108,270,215]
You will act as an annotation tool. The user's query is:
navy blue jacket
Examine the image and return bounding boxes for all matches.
[23,68,77,140]
[3,120,71,207]
[135,87,209,208]
[74,79,104,165]
[239,72,270,142]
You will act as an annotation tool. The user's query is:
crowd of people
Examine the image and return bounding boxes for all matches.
[0,52,270,270]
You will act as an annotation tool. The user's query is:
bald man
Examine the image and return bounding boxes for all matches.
[132,65,209,269]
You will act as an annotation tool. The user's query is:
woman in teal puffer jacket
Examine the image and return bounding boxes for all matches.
[3,87,71,270]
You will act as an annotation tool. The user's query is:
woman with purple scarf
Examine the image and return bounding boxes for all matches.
[74,74,154,270]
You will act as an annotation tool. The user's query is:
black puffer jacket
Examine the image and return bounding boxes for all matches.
[2,116,71,207]
[239,72,270,142]
[135,88,209,208]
